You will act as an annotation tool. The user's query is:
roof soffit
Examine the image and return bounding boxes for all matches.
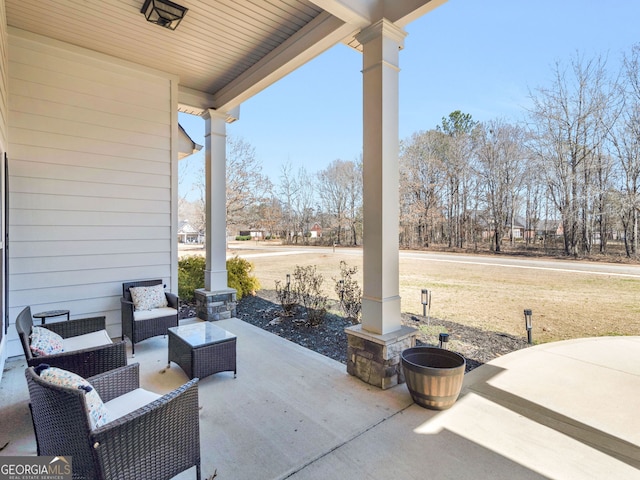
[5,0,447,115]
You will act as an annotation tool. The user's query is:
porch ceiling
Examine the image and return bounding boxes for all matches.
[5,0,445,115]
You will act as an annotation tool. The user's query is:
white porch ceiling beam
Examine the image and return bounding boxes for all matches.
[306,0,376,27]
[314,0,448,51]
[385,0,449,27]
[308,0,447,27]
[212,12,358,113]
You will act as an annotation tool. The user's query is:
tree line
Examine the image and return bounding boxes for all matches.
[179,138,363,247]
[180,45,640,258]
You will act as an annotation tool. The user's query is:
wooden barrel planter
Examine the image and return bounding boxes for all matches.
[401,346,466,410]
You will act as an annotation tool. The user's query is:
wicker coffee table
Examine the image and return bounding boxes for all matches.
[168,322,237,380]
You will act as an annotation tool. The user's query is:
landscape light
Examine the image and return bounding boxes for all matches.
[439,333,449,349]
[524,309,533,345]
[421,289,431,325]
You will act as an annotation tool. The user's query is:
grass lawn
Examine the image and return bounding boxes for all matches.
[181,244,640,344]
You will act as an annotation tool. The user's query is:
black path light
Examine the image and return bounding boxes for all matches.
[524,309,533,345]
[439,333,449,349]
[421,289,431,325]
[141,0,188,30]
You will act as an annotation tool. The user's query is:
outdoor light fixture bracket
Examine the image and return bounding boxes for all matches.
[141,0,188,30]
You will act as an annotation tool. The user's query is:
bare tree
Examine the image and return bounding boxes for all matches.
[193,136,271,231]
[522,153,544,248]
[225,137,272,225]
[344,157,363,246]
[609,44,640,256]
[476,120,527,252]
[278,161,300,243]
[254,195,283,239]
[177,154,206,233]
[291,166,316,245]
[317,159,361,245]
[399,130,446,248]
[528,53,615,256]
[437,111,477,248]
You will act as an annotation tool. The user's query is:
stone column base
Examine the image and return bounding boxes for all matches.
[345,324,417,390]
[195,288,237,321]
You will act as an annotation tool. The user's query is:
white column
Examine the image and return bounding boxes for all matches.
[359,19,406,335]
[204,109,228,291]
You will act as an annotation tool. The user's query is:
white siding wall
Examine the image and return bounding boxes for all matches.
[0,1,7,149]
[0,0,8,372]
[6,29,179,357]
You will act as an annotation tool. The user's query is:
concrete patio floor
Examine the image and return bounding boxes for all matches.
[1,318,639,479]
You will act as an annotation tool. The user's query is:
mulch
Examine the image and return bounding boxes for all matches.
[180,289,530,373]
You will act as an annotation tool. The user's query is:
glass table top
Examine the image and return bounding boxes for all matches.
[169,322,236,348]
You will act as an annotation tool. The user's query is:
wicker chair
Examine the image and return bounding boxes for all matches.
[25,363,201,480]
[121,279,179,356]
[16,306,127,379]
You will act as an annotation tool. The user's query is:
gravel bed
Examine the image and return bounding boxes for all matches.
[180,289,529,373]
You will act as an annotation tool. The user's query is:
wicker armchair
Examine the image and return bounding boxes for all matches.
[26,363,201,480]
[121,279,179,356]
[16,306,127,379]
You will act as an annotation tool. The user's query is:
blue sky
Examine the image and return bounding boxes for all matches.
[179,0,640,198]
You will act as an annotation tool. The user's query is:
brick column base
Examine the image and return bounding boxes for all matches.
[195,288,237,321]
[345,324,417,390]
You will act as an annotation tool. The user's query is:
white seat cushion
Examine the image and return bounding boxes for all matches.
[63,330,113,353]
[104,388,161,422]
[133,307,177,321]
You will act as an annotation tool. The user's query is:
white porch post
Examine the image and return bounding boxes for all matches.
[345,19,417,389]
[360,19,405,336]
[195,109,237,321]
[204,109,228,291]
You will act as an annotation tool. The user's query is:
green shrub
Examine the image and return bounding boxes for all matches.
[227,256,260,300]
[178,256,206,302]
[235,235,252,241]
[178,255,260,302]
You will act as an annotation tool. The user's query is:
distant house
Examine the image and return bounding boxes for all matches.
[508,216,526,239]
[238,228,264,239]
[178,221,204,244]
[534,219,563,239]
[476,213,527,241]
[309,223,323,238]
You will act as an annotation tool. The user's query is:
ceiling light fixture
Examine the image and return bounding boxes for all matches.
[141,0,188,30]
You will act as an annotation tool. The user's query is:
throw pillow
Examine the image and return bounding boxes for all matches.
[130,284,168,311]
[30,326,64,357]
[37,365,109,429]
